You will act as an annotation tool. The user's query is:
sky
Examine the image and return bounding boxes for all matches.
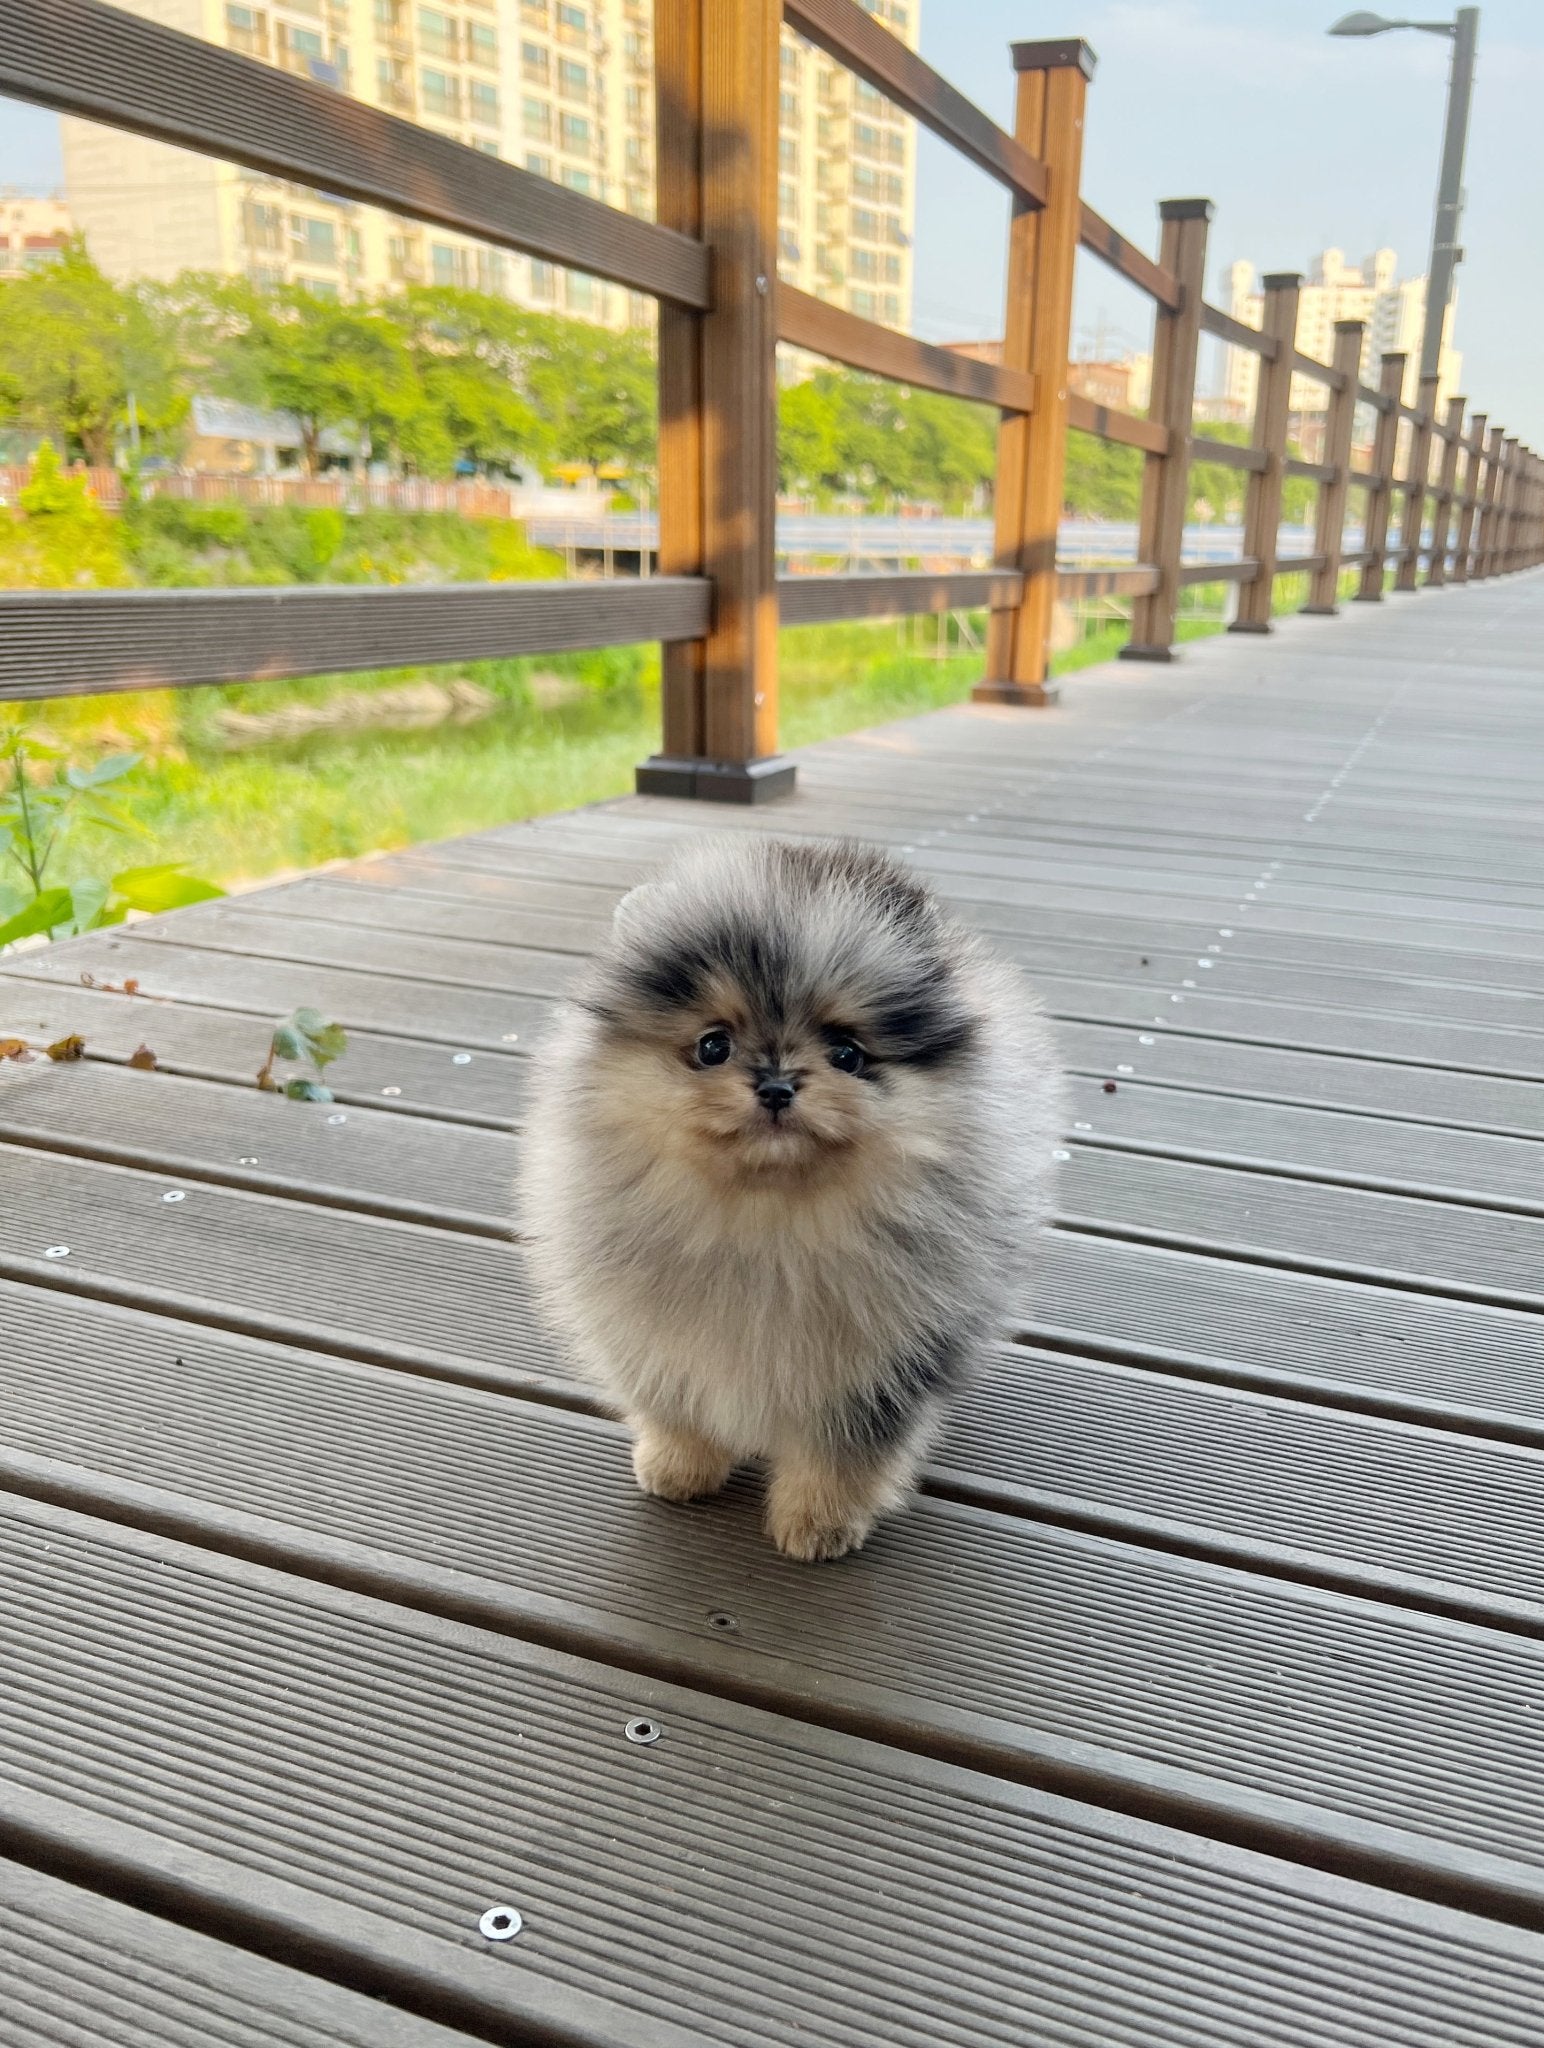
[2,0,1541,439]
[912,0,1544,441]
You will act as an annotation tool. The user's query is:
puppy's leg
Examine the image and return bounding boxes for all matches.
[631,1414,737,1502]
[764,1441,919,1563]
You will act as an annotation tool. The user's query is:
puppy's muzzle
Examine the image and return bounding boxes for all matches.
[754,1073,799,1118]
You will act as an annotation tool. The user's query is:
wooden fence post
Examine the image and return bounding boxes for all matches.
[1450,409,1486,583]
[1472,424,1505,578]
[1499,436,1522,573]
[1423,395,1467,587]
[1355,353,1406,602]
[1120,197,1211,663]
[1394,372,1438,592]
[975,39,1095,709]
[637,0,792,802]
[1302,319,1364,615]
[1228,272,1299,633]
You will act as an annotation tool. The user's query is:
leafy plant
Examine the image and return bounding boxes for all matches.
[256,1006,349,1101]
[0,729,224,951]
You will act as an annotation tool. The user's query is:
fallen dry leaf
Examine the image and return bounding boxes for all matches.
[80,972,144,997]
[127,1043,158,1070]
[45,1034,86,1062]
[0,1038,33,1063]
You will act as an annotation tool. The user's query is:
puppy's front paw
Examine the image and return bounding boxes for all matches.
[765,1497,875,1563]
[631,1419,736,1503]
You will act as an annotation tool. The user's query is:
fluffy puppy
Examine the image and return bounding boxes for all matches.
[519,835,1065,1562]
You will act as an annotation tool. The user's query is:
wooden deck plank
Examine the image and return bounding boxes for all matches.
[6,1297,1544,1921]
[0,1856,486,2047]
[16,1495,1544,2047]
[7,1138,1543,1442]
[5,1276,1543,1637]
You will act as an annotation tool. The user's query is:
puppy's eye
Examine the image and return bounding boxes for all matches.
[828,1040,865,1076]
[695,1029,734,1067]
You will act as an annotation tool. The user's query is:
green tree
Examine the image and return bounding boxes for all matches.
[386,287,548,475]
[0,442,130,589]
[0,239,180,465]
[521,315,656,477]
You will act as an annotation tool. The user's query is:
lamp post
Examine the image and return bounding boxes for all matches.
[1328,8,1479,388]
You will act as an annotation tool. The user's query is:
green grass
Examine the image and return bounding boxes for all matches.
[28,601,1247,897]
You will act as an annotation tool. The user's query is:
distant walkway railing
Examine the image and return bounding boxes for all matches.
[0,0,1540,796]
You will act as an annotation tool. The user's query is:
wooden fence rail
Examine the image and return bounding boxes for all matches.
[0,0,1540,793]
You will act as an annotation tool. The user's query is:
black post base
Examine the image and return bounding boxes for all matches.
[971,678,1061,707]
[1226,620,1272,635]
[1299,604,1338,616]
[1118,642,1177,663]
[634,755,798,804]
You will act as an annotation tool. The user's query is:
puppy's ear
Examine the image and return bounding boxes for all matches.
[612,883,660,938]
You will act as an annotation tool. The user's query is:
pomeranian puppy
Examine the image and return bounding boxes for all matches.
[519,835,1065,1562]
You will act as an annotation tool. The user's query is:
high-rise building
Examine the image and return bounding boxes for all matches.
[0,192,73,276]
[1219,247,1461,422]
[61,0,917,336]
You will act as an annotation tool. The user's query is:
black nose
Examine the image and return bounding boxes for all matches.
[755,1075,797,1114]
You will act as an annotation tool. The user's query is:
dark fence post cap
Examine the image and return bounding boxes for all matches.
[1011,39,1097,79]
[1262,272,1303,291]
[1158,198,1214,222]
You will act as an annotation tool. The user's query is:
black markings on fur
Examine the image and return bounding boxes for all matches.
[829,1330,965,1456]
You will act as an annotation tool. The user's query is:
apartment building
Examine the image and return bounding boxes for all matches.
[1220,247,1462,420]
[60,0,917,334]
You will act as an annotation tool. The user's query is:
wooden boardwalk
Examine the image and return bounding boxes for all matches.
[1,570,1543,2045]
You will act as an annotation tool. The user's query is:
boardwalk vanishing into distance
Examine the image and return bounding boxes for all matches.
[1,571,1542,2043]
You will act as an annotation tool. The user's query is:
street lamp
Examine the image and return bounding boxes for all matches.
[1327,9,1479,389]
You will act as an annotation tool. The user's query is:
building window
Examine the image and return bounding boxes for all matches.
[562,166,596,195]
[778,178,798,217]
[780,44,798,77]
[529,259,556,296]
[290,214,338,264]
[523,95,552,140]
[468,20,497,65]
[521,40,548,80]
[431,241,469,286]
[556,2,585,41]
[420,68,461,118]
[558,57,588,99]
[525,150,552,176]
[851,247,877,281]
[854,122,882,158]
[779,89,798,127]
[850,206,879,241]
[566,272,595,312]
[299,276,340,301]
[277,22,324,71]
[243,200,283,250]
[373,0,403,30]
[225,4,268,57]
[779,138,798,171]
[882,291,900,323]
[417,6,456,59]
[559,111,591,151]
[476,249,507,294]
[469,80,499,125]
[850,287,876,319]
[883,172,904,205]
[520,0,547,18]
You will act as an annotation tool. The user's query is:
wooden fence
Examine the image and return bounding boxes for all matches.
[0,0,1541,800]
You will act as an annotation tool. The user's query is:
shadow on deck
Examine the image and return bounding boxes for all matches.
[1,570,1543,2044]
